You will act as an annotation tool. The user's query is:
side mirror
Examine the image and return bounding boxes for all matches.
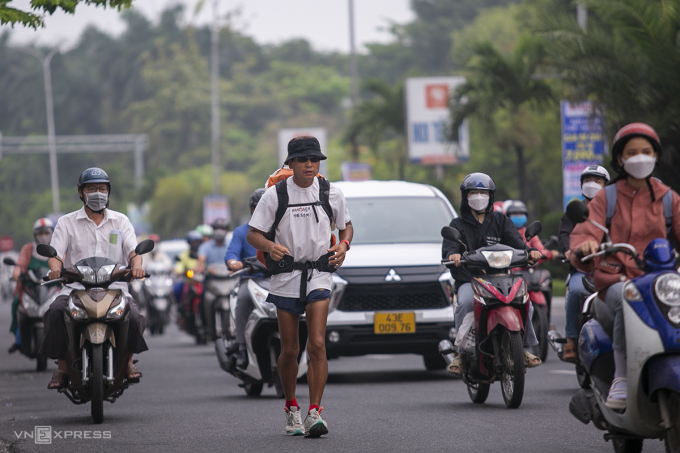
[543,235,559,250]
[566,200,589,224]
[3,257,16,266]
[525,221,542,242]
[36,244,58,259]
[441,226,461,243]
[135,239,155,255]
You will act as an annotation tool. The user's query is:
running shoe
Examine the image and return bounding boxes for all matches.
[304,407,328,438]
[284,406,304,436]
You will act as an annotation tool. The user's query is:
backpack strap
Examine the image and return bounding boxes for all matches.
[662,189,673,237]
[318,176,334,225]
[265,179,289,241]
[604,184,617,230]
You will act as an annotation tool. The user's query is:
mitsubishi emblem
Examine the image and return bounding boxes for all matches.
[385,268,402,282]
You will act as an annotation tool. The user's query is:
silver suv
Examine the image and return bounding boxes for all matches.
[327,180,457,370]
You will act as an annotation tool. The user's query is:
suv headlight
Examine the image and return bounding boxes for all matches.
[439,270,454,305]
[330,275,348,312]
[68,295,88,320]
[106,293,127,319]
[654,274,680,306]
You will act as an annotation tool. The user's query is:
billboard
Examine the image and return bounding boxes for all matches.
[340,162,372,181]
[203,195,231,226]
[405,77,469,165]
[560,101,606,209]
[278,128,328,176]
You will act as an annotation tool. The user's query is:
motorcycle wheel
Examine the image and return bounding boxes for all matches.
[244,382,263,397]
[529,306,549,362]
[220,311,233,340]
[612,438,643,453]
[91,344,104,424]
[467,381,490,404]
[34,327,47,372]
[500,330,525,409]
[664,392,680,453]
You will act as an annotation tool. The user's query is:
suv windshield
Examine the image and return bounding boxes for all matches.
[346,197,455,245]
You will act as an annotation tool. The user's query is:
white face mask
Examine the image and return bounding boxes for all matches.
[581,181,603,200]
[622,154,656,179]
[85,192,108,212]
[468,193,490,212]
[35,232,52,245]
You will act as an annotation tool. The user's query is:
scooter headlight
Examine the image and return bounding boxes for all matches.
[654,274,680,306]
[106,293,127,319]
[481,251,513,269]
[68,295,88,320]
[515,280,527,300]
[473,278,494,299]
[77,266,96,284]
[96,264,115,284]
[21,293,40,317]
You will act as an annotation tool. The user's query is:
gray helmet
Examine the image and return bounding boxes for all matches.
[250,188,266,210]
[505,200,528,217]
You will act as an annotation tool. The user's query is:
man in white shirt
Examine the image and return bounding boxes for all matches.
[247,136,353,438]
[41,168,148,390]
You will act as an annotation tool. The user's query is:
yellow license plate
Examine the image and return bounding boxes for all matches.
[374,312,416,334]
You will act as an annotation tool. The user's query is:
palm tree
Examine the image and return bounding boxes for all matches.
[543,0,680,191]
[449,37,553,203]
[346,79,407,179]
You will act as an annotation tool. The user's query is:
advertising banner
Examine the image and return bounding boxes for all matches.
[560,101,606,209]
[340,162,372,181]
[278,128,328,176]
[203,195,231,226]
[405,77,469,165]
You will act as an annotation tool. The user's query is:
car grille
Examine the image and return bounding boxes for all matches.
[337,282,449,312]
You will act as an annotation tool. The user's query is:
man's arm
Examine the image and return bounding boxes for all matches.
[246,227,289,261]
[225,227,244,270]
[328,221,353,268]
[128,251,145,280]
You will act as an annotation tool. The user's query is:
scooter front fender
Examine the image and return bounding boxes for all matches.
[487,305,523,333]
[80,323,115,348]
[647,355,680,396]
[530,290,546,307]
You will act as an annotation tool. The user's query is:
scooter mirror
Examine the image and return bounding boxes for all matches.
[36,244,58,258]
[441,226,461,243]
[135,239,155,255]
[3,257,16,266]
[566,200,589,224]
[525,221,542,242]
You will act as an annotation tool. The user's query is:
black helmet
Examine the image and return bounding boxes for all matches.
[460,172,495,212]
[505,200,528,216]
[250,188,266,210]
[211,218,229,230]
[77,167,110,190]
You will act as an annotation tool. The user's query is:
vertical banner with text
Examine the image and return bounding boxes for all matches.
[405,77,469,165]
[560,101,606,209]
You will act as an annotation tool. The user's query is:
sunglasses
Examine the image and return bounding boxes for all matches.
[294,157,321,163]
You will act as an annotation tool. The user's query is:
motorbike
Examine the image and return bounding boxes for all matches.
[142,261,174,335]
[566,200,680,453]
[37,239,154,424]
[177,268,207,344]
[438,222,545,409]
[3,257,59,371]
[215,257,308,398]
[1,251,18,303]
[203,262,240,342]
[512,267,550,362]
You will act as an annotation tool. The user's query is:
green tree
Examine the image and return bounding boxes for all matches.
[0,0,132,28]
[543,0,680,191]
[449,37,553,205]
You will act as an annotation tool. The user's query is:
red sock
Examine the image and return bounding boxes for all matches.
[285,399,298,409]
[309,404,320,414]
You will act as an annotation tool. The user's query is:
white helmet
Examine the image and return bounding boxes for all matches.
[33,218,54,245]
[580,165,610,184]
[33,218,54,233]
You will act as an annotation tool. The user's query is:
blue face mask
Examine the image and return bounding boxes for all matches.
[510,215,527,228]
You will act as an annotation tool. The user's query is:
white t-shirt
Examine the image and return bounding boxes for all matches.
[249,177,350,298]
[50,207,138,296]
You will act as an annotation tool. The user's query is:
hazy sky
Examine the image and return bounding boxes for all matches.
[3,0,414,52]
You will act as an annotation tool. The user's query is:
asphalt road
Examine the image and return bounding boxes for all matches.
[0,297,666,453]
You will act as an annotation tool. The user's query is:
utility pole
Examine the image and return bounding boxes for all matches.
[18,47,60,213]
[211,0,221,194]
[577,2,587,32]
[348,0,360,160]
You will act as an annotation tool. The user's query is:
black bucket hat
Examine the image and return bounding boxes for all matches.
[285,136,327,164]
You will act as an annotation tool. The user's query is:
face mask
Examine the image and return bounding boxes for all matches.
[468,193,490,212]
[510,215,527,228]
[35,232,52,245]
[581,181,603,200]
[213,230,227,242]
[622,154,656,179]
[85,192,108,212]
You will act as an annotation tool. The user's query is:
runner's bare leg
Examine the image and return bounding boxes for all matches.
[305,299,329,406]
[277,309,301,401]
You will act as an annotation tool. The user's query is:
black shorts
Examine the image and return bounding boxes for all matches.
[266,289,331,315]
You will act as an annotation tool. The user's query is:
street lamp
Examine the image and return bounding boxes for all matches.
[16,46,61,214]
[211,0,221,195]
